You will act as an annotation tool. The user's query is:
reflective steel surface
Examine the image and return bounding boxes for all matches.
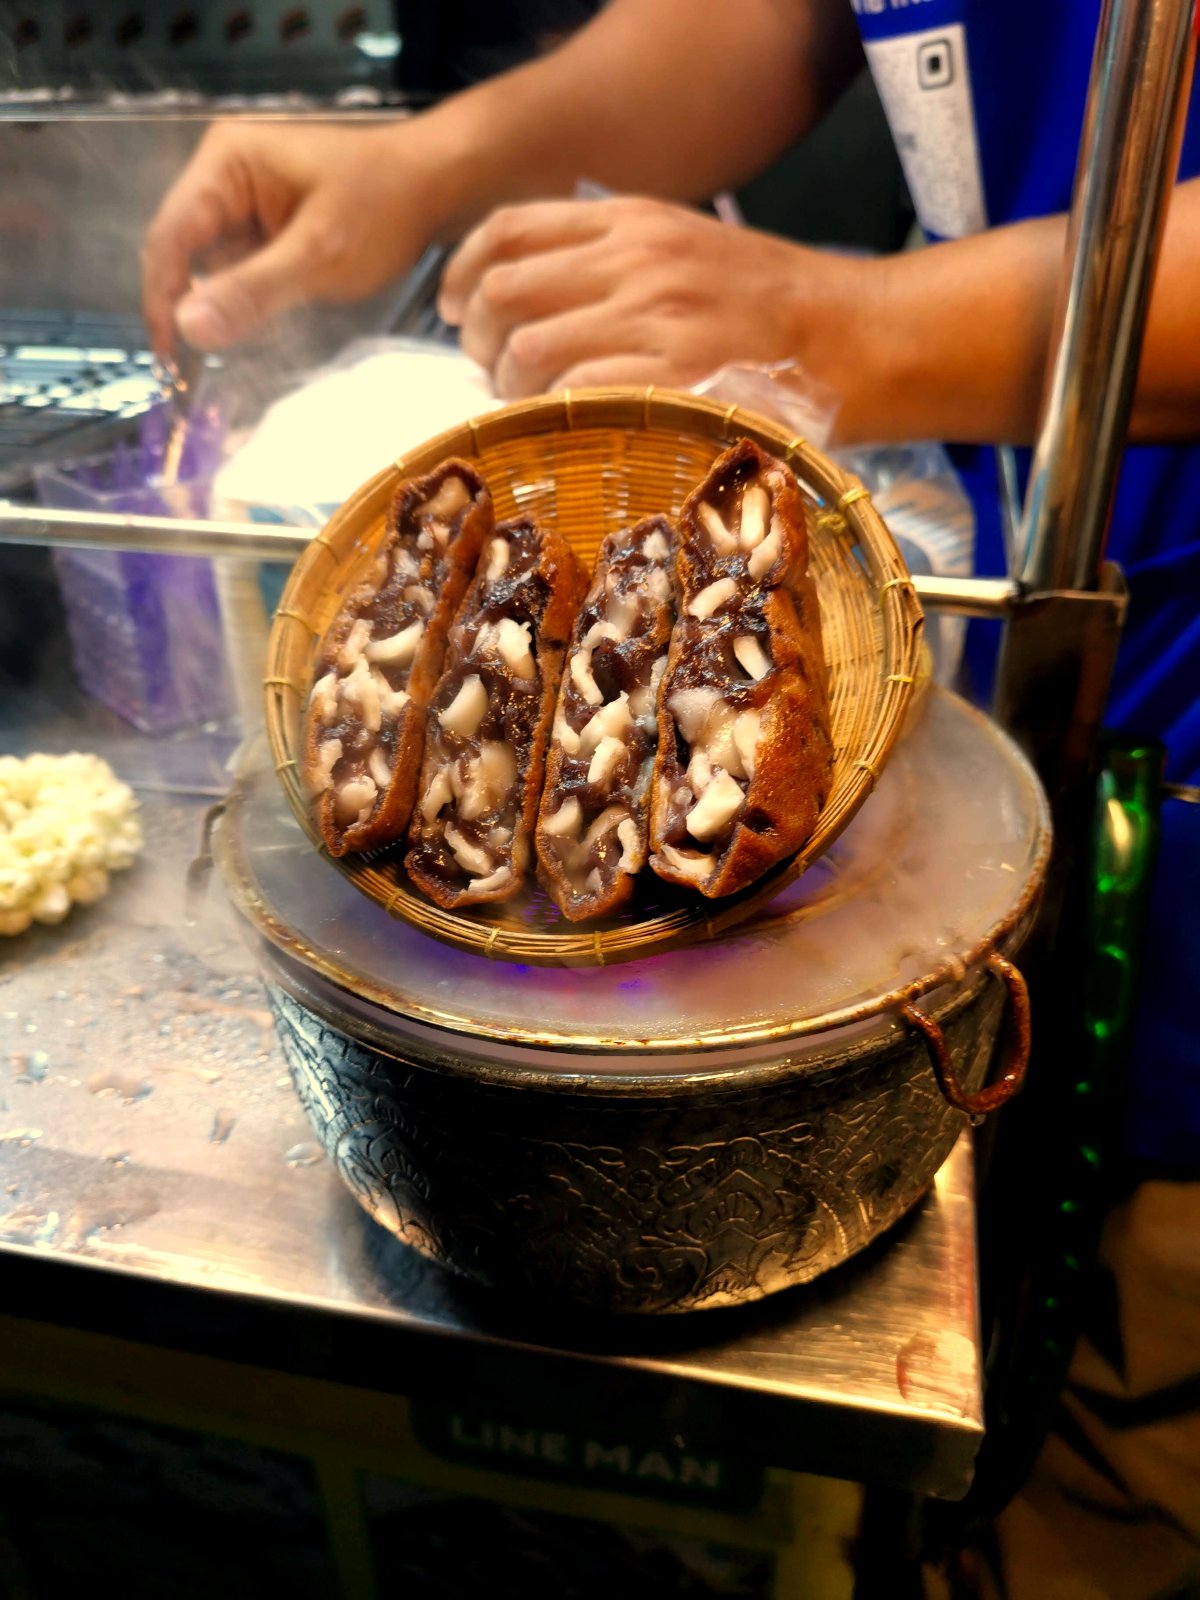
[0,580,983,1496]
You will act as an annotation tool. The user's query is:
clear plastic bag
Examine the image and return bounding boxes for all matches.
[691,358,842,451]
[691,360,973,682]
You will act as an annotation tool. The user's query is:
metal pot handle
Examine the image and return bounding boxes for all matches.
[902,952,1032,1119]
[185,800,227,927]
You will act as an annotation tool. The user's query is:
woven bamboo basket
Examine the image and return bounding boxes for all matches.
[264,387,924,966]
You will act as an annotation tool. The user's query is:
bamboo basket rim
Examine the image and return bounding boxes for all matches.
[264,386,925,967]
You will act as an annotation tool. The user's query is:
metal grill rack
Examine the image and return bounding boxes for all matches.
[0,310,167,495]
[0,2,398,99]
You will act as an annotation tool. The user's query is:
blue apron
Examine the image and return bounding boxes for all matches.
[855,0,1200,1162]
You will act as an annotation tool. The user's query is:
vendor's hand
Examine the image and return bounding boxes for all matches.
[439,196,865,401]
[141,121,436,358]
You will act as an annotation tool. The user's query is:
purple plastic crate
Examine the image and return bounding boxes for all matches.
[38,402,233,734]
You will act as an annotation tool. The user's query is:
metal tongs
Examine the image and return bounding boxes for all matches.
[158,343,207,489]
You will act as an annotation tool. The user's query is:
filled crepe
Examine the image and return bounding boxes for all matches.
[649,438,832,897]
[405,517,586,907]
[303,460,491,855]
[536,516,676,920]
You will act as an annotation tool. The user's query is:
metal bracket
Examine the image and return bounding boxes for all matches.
[994,567,1128,812]
[0,504,1029,618]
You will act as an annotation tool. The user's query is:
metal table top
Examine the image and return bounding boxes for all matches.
[0,548,983,1499]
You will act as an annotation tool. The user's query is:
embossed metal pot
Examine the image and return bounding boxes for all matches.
[213,689,1049,1315]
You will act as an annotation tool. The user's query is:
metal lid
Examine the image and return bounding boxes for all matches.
[215,688,1049,1056]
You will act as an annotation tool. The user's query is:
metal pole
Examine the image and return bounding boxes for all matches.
[996,0,1195,818]
[0,505,314,564]
[909,575,1018,618]
[1018,0,1196,593]
[0,504,1023,618]
[974,4,1197,1526]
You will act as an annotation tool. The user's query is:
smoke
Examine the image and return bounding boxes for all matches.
[0,111,417,437]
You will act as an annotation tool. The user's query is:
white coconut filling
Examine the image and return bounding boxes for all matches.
[605,589,639,635]
[587,735,626,788]
[421,769,454,823]
[439,675,487,739]
[578,692,632,755]
[419,474,470,520]
[494,617,535,679]
[311,672,338,726]
[667,686,722,743]
[444,823,493,877]
[375,674,410,718]
[748,522,782,580]
[645,566,672,606]
[485,537,510,582]
[340,656,381,733]
[403,584,434,614]
[311,738,342,793]
[659,842,713,881]
[687,748,713,794]
[368,746,392,792]
[688,577,738,621]
[542,796,582,838]
[703,710,746,780]
[570,649,603,706]
[337,617,372,672]
[582,805,624,852]
[670,689,760,810]
[554,715,582,756]
[685,770,745,841]
[468,864,513,895]
[739,485,770,550]
[616,817,643,874]
[334,774,376,825]
[583,620,621,652]
[628,655,669,724]
[697,502,737,555]
[733,635,771,681]
[456,740,517,821]
[734,710,762,781]
[366,620,423,667]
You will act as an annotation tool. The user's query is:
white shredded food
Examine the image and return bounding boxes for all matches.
[0,752,142,936]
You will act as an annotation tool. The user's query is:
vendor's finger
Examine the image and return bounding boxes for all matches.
[142,185,238,359]
[492,308,651,399]
[457,246,614,375]
[439,199,612,324]
[552,354,679,394]
[174,209,326,349]
[140,133,257,358]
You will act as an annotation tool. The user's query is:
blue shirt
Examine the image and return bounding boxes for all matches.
[855,0,1200,1161]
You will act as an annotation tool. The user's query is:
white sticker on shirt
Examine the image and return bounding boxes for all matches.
[863,23,987,239]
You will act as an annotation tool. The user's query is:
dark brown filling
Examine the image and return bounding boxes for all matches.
[313,480,477,809]
[657,463,784,860]
[541,531,672,898]
[408,523,551,887]
[656,620,771,850]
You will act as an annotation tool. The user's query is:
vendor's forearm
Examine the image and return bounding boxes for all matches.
[404,0,862,239]
[839,180,1200,448]
[833,215,1066,447]
[1130,176,1200,440]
